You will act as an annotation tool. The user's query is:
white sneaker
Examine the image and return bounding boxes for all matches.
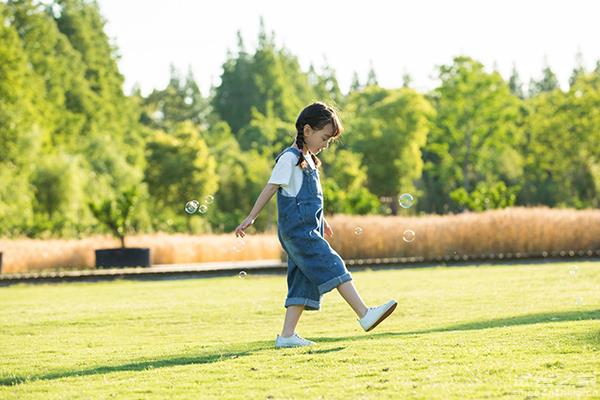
[358,299,398,332]
[275,333,316,348]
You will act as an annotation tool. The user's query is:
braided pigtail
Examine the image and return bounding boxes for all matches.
[295,129,309,169]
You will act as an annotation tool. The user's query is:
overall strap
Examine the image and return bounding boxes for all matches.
[274,147,302,164]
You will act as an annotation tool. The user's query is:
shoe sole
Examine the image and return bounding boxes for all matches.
[275,343,315,349]
[365,301,397,332]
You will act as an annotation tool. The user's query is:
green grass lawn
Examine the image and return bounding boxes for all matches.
[1,260,599,399]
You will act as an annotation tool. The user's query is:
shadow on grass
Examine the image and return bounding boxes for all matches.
[312,308,600,343]
[0,342,273,387]
[306,346,346,354]
[2,309,597,387]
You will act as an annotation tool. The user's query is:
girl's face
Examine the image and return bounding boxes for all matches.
[303,123,335,154]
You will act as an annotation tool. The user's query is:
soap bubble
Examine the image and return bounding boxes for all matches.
[239,271,247,278]
[403,229,416,243]
[185,200,199,214]
[569,265,579,277]
[198,204,208,214]
[354,226,363,235]
[575,296,583,305]
[204,195,214,204]
[399,193,414,209]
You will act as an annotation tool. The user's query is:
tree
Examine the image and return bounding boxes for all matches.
[0,2,41,234]
[349,71,362,93]
[568,49,585,89]
[308,60,344,108]
[366,61,378,86]
[508,63,525,99]
[519,70,600,208]
[89,186,139,248]
[345,86,435,215]
[528,56,560,96]
[422,56,522,213]
[401,69,413,88]
[29,152,86,236]
[212,18,315,137]
[236,101,296,157]
[144,122,219,230]
[141,65,209,131]
[8,0,95,150]
[320,149,380,215]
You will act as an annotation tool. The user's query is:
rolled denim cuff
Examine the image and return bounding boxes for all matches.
[317,272,352,295]
[285,297,321,311]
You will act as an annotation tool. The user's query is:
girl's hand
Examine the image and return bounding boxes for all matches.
[324,219,334,238]
[234,216,255,238]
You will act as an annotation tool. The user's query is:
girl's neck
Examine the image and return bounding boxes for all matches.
[292,142,310,156]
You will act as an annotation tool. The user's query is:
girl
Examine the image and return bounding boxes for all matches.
[234,102,397,348]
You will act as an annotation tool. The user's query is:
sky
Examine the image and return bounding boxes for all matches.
[96,0,600,97]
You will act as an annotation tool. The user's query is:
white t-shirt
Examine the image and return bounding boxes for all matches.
[268,149,316,197]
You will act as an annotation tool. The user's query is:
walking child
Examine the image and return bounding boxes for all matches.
[234,102,397,348]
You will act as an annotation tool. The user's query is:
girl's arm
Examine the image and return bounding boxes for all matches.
[234,183,279,237]
[323,217,334,238]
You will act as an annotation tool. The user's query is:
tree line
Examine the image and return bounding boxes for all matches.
[1,0,599,238]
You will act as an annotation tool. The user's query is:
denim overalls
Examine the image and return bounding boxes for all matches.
[275,147,352,311]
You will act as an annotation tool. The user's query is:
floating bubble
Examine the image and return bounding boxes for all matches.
[575,296,583,305]
[204,195,214,204]
[574,90,583,98]
[403,229,415,243]
[185,200,199,214]
[198,204,208,214]
[399,193,414,209]
[239,271,247,279]
[569,265,579,277]
[354,226,363,236]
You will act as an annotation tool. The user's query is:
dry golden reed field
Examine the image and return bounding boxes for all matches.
[1,207,599,274]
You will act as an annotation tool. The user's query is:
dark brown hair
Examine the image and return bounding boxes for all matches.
[295,102,343,169]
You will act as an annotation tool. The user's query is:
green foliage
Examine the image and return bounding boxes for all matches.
[29,152,86,236]
[144,122,218,232]
[237,102,296,158]
[528,58,560,96]
[421,56,523,213]
[450,181,519,211]
[320,149,380,215]
[212,149,276,233]
[212,18,315,135]
[308,62,344,108]
[140,65,209,131]
[88,186,140,248]
[344,86,435,214]
[1,2,599,238]
[0,164,34,236]
[518,70,600,208]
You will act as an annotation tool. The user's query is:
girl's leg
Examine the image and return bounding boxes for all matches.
[281,305,305,337]
[337,281,369,318]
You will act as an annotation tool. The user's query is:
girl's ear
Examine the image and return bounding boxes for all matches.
[303,124,312,137]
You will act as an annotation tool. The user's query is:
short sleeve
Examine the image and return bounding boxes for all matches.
[268,152,297,187]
